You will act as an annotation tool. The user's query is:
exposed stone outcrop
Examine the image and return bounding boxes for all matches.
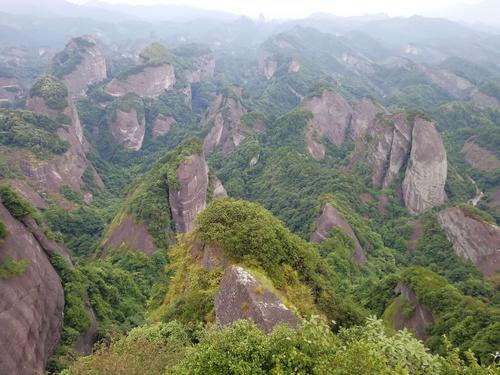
[102,214,157,256]
[57,36,107,98]
[462,141,500,171]
[110,109,146,151]
[202,93,251,157]
[402,119,447,214]
[0,203,64,375]
[258,51,278,80]
[215,266,297,332]
[388,283,435,341]
[303,90,353,150]
[212,177,228,199]
[105,64,175,98]
[311,203,367,264]
[152,115,175,139]
[169,154,209,233]
[437,207,500,277]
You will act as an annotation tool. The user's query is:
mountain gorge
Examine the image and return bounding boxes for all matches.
[0,2,499,374]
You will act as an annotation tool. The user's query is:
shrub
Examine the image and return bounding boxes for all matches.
[30,75,68,111]
[0,185,36,219]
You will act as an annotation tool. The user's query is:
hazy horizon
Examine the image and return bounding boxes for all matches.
[68,0,485,19]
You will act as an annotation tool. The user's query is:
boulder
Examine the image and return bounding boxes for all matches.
[105,64,175,98]
[437,207,500,277]
[110,109,146,151]
[0,203,64,375]
[402,119,447,214]
[215,266,297,332]
[311,204,367,264]
[169,154,209,233]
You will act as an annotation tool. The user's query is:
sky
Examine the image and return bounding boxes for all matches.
[76,0,485,19]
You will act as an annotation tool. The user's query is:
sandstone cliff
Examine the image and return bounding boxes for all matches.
[55,36,107,98]
[402,119,447,214]
[110,108,146,151]
[437,207,500,277]
[169,154,209,233]
[105,64,176,98]
[215,266,297,332]
[184,53,215,84]
[311,203,367,264]
[152,115,175,139]
[385,283,435,341]
[0,203,64,375]
[202,92,259,157]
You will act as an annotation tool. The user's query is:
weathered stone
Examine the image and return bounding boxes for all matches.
[169,154,209,233]
[152,115,175,139]
[311,204,367,264]
[462,141,500,171]
[105,64,175,98]
[102,214,157,256]
[215,266,297,332]
[212,177,228,199]
[184,53,215,83]
[402,119,447,214]
[110,109,146,151]
[391,283,435,341]
[438,207,500,277]
[59,36,107,98]
[0,203,64,375]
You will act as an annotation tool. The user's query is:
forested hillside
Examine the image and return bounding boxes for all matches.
[0,4,499,374]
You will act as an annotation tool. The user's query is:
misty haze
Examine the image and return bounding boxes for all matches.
[0,1,499,374]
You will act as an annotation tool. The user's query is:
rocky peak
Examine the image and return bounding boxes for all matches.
[437,207,500,277]
[0,203,64,375]
[303,90,353,149]
[109,94,146,151]
[402,118,447,214]
[169,154,209,233]
[311,203,367,264]
[202,91,253,157]
[54,36,107,98]
[215,266,298,332]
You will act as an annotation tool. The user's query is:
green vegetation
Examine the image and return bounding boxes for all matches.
[0,257,30,279]
[0,110,70,158]
[52,37,95,78]
[0,220,6,239]
[30,75,68,111]
[109,93,144,123]
[400,267,500,364]
[139,42,172,65]
[0,185,36,219]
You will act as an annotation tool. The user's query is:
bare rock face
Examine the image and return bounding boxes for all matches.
[438,207,500,277]
[58,36,107,98]
[311,204,367,264]
[102,214,157,256]
[0,203,64,375]
[350,98,386,141]
[215,266,297,332]
[105,64,176,98]
[421,66,474,99]
[185,53,215,83]
[23,89,102,199]
[212,177,228,199]
[202,94,250,157]
[462,141,500,171]
[152,115,175,139]
[402,119,447,214]
[169,154,209,233]
[390,283,435,341]
[303,90,353,151]
[258,51,278,80]
[110,109,146,151]
[0,76,23,104]
[383,115,413,188]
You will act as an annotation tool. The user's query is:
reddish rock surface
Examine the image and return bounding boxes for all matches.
[462,141,500,171]
[212,177,228,199]
[391,283,435,341]
[184,53,215,83]
[402,119,447,214]
[438,207,500,277]
[110,109,146,151]
[311,203,367,264]
[152,115,175,139]
[202,94,250,157]
[105,64,175,98]
[169,154,209,233]
[215,266,297,332]
[59,36,107,98]
[0,203,64,375]
[102,214,157,256]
